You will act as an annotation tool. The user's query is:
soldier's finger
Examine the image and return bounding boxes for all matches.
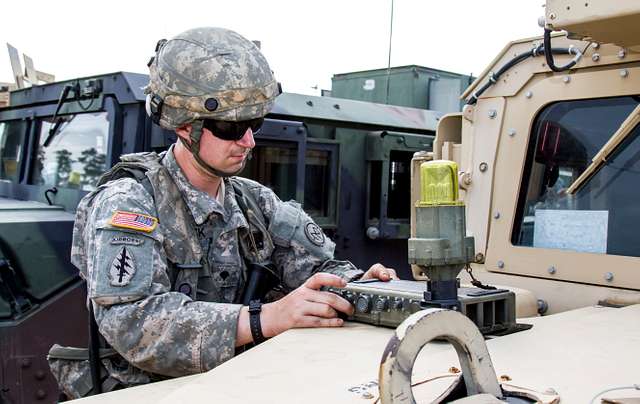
[300,316,344,328]
[304,273,346,290]
[371,263,392,280]
[304,301,339,319]
[387,268,399,280]
[308,290,353,315]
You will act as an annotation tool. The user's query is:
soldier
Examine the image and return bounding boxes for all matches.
[50,27,396,398]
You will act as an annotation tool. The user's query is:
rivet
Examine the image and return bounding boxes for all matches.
[591,42,600,50]
[21,358,31,368]
[475,253,485,263]
[549,12,557,20]
[488,109,497,119]
[548,266,556,274]
[306,100,313,106]
[592,53,600,62]
[497,260,505,269]
[36,389,46,400]
[525,91,533,98]
[508,129,516,137]
[563,76,571,83]
[493,212,501,219]
[333,104,340,110]
[618,49,626,59]
[479,162,488,172]
[604,272,614,282]
[620,69,629,78]
[35,370,46,380]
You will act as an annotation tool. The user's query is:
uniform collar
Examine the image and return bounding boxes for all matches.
[163,145,237,226]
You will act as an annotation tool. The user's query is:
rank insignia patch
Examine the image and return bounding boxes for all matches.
[109,246,136,286]
[110,211,158,233]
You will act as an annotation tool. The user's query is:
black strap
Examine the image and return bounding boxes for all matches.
[248,300,266,344]
[88,303,102,395]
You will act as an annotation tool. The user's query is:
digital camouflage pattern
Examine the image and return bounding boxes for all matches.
[65,147,362,395]
[146,27,279,129]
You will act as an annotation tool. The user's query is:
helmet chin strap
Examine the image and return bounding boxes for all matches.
[179,120,244,178]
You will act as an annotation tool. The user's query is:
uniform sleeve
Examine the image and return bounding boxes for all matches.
[83,179,241,377]
[243,180,364,290]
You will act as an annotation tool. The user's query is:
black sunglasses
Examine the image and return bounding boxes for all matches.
[202,118,264,141]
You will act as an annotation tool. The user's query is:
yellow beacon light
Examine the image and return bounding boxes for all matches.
[418,160,462,206]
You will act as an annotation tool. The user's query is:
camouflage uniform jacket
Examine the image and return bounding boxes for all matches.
[70,146,362,383]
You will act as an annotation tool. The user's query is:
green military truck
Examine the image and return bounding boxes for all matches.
[0,72,452,402]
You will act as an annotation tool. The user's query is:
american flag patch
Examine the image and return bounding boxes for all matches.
[109,211,158,233]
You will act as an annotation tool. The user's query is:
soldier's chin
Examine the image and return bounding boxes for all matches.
[217,159,247,177]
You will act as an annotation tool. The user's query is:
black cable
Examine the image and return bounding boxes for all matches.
[77,95,96,111]
[466,37,583,105]
[544,28,579,72]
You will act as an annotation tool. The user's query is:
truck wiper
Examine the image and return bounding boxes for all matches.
[567,103,640,195]
[43,83,74,147]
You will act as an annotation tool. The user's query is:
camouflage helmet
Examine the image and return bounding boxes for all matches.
[146,27,280,130]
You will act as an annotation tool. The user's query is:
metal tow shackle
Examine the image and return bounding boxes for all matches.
[378,308,503,403]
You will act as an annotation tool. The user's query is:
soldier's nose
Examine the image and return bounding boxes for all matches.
[236,128,255,149]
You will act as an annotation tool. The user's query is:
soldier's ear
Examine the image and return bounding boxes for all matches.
[175,124,193,144]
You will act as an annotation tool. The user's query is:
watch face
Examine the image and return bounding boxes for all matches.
[249,300,262,313]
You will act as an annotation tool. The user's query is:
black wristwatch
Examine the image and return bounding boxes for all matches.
[248,300,267,344]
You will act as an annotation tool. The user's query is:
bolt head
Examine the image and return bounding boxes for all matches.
[592,53,600,62]
[497,260,505,269]
[508,129,516,137]
[493,212,501,219]
[618,49,626,59]
[479,162,488,172]
[548,266,557,274]
[525,91,533,98]
[605,272,614,282]
[620,69,629,78]
[591,42,600,49]
[488,109,497,118]
[563,76,571,83]
[549,12,557,20]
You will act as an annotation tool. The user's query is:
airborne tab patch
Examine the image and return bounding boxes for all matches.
[110,211,158,233]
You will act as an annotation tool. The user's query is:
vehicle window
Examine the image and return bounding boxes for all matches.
[387,150,413,219]
[30,112,109,191]
[0,120,28,182]
[304,148,331,217]
[513,96,640,257]
[241,143,297,202]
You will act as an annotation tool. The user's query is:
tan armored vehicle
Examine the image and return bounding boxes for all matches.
[74,1,640,403]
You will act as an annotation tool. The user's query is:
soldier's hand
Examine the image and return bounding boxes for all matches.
[361,263,398,281]
[261,273,354,337]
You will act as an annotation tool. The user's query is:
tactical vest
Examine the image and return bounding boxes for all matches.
[96,151,277,303]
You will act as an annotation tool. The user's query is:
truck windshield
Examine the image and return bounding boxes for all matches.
[30,112,109,191]
[513,95,640,257]
[0,120,28,182]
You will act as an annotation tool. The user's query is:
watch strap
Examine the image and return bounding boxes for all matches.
[248,300,267,344]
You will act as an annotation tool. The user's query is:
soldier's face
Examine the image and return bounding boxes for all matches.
[198,126,256,175]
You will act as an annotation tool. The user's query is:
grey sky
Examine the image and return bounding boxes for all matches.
[1,0,545,95]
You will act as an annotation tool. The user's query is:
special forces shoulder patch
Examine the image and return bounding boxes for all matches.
[304,222,325,246]
[110,211,158,233]
[109,246,136,287]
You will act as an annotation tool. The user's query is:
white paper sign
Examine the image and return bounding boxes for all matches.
[362,79,375,91]
[533,209,608,254]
